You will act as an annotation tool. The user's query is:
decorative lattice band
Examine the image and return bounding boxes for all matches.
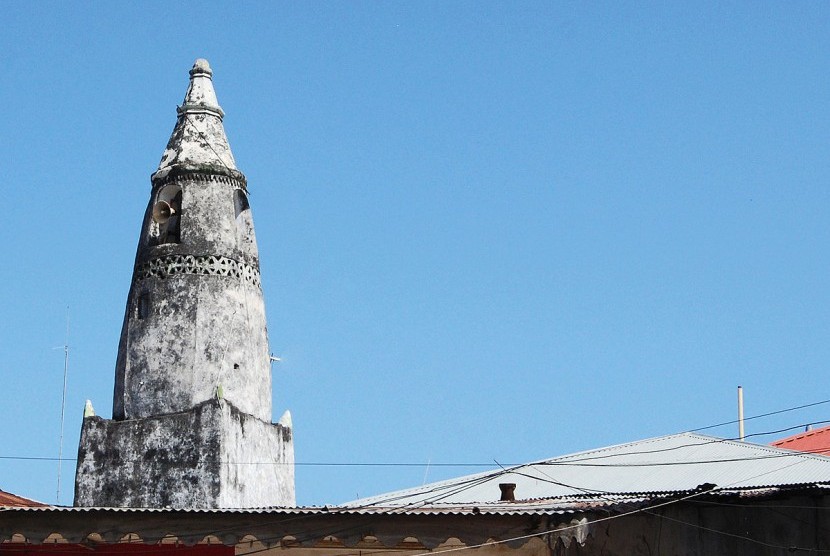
[135,254,260,286]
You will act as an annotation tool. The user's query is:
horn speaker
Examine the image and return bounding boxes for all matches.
[152,200,176,224]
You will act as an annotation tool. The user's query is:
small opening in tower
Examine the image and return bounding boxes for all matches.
[136,293,151,320]
[234,189,250,218]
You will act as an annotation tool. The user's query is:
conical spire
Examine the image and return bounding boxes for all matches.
[153,59,239,181]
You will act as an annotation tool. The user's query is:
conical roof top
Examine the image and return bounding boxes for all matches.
[153,59,241,182]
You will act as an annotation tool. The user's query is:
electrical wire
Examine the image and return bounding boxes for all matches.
[4,454,830,555]
[228,482,830,556]
[690,398,830,433]
[6,433,823,555]
[182,115,236,175]
[5,419,829,468]
[4,394,830,553]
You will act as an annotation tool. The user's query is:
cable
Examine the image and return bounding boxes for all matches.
[27,434,825,554]
[691,398,830,433]
[2,417,828,466]
[4,398,827,468]
[229,485,804,556]
[182,115,235,175]
[4,429,830,467]
[4,452,828,555]
[12,392,830,549]
[245,442,830,552]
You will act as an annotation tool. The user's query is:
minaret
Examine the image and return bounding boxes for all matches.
[74,60,295,508]
[113,58,271,422]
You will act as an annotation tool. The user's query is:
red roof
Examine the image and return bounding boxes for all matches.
[0,488,47,507]
[771,425,830,456]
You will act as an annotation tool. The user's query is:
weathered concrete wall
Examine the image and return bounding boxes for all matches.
[75,399,294,508]
[218,402,295,507]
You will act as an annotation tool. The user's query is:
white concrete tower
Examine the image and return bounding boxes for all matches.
[74,60,295,508]
[113,58,271,422]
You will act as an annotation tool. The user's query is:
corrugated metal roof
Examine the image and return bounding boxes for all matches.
[772,424,830,455]
[347,432,830,508]
[0,504,583,516]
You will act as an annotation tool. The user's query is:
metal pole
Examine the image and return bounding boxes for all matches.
[738,385,745,441]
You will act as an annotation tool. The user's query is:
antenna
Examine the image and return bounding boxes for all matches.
[56,307,70,504]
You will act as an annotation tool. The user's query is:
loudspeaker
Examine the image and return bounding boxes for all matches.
[152,200,176,224]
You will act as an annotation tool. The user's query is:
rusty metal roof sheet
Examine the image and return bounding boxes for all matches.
[346,432,830,508]
[771,424,830,455]
[0,489,46,507]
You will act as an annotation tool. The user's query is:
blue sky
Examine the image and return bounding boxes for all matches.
[2,2,830,506]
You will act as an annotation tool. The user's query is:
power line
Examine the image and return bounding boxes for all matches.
[3,388,828,552]
[6,419,829,467]
[691,398,830,433]
[3,449,828,554]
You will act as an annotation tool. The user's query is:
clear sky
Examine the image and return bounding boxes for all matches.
[2,2,830,507]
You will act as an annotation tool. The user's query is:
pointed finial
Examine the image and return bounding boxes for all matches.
[190,58,212,77]
[177,58,224,119]
[83,400,95,418]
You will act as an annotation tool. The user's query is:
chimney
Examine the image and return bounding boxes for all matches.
[499,483,516,502]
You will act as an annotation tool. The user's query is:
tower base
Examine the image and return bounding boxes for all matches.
[74,399,294,508]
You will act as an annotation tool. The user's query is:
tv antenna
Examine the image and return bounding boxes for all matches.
[55,307,70,504]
